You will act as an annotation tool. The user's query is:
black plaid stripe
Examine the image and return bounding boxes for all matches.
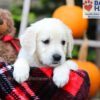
[0,63,39,100]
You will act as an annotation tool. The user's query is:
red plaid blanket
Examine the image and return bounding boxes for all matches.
[0,62,90,100]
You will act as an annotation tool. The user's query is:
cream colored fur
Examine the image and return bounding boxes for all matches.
[13,18,78,87]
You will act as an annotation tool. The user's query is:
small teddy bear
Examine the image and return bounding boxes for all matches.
[0,8,20,64]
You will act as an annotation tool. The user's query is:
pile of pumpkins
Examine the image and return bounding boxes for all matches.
[52,4,100,97]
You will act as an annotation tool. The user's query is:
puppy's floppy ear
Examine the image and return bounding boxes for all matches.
[67,29,74,58]
[19,26,37,56]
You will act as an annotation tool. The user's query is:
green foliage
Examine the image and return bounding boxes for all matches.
[10,5,22,22]
[87,48,96,61]
[72,45,80,58]
[10,5,36,24]
[72,46,96,62]
[28,13,37,24]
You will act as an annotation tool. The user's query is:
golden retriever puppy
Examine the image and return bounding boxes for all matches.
[13,18,78,87]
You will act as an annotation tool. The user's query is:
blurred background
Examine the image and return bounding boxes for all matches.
[0,0,98,62]
[0,0,100,99]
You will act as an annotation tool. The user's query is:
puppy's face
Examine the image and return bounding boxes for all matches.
[37,31,68,67]
[20,18,73,67]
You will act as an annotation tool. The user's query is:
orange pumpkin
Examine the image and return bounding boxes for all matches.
[53,6,88,38]
[73,60,100,97]
[99,70,100,88]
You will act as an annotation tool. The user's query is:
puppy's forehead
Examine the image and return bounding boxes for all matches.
[38,26,68,40]
[38,28,67,40]
[33,18,71,40]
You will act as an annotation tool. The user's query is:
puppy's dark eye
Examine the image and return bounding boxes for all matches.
[61,40,66,45]
[42,39,50,44]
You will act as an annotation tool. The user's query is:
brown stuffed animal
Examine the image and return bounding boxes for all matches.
[0,8,20,64]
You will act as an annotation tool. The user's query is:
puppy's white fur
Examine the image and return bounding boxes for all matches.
[13,18,78,87]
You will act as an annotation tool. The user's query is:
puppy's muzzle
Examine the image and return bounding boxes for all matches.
[52,54,61,63]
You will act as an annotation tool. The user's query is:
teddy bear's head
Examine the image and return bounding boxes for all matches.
[0,8,16,39]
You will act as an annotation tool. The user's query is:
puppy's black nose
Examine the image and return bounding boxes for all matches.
[53,54,61,62]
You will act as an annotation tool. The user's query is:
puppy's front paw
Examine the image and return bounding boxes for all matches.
[66,60,78,71]
[13,67,29,83]
[53,67,70,88]
[13,59,30,83]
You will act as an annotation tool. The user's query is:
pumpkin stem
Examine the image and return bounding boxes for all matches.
[66,0,75,6]
[78,31,88,61]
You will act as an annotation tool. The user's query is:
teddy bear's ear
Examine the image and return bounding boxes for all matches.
[20,26,37,56]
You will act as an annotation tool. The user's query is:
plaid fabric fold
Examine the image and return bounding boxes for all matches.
[0,62,90,100]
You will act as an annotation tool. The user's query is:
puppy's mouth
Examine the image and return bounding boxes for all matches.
[40,60,61,67]
[51,61,61,66]
[52,62,59,64]
[40,61,61,67]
